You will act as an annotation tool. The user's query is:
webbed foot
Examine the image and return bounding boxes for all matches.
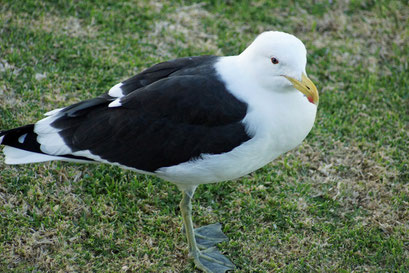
[195,223,228,249]
[192,246,235,273]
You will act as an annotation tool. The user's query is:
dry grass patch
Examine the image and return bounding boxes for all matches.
[142,3,221,59]
[1,11,99,38]
[292,140,409,234]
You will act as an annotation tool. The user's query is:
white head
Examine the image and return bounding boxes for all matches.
[239,31,318,104]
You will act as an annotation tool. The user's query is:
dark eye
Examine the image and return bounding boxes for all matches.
[271,57,279,64]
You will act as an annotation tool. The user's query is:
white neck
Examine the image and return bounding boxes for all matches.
[215,55,317,155]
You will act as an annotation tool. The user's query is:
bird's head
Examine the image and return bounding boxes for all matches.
[239,31,319,105]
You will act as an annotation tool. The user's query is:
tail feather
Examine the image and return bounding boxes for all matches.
[3,146,61,164]
[1,124,93,165]
[0,124,54,164]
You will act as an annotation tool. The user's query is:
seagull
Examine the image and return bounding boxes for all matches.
[0,31,319,273]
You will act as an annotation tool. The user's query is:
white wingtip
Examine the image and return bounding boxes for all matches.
[18,134,27,144]
[108,83,124,98]
[45,107,64,116]
[0,135,4,144]
[108,99,122,108]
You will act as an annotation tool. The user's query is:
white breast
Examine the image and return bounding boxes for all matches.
[156,56,317,186]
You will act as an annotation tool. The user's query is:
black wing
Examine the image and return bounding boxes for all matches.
[120,55,218,95]
[60,56,218,117]
[49,56,251,172]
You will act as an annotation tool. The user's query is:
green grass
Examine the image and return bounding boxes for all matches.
[1,0,408,272]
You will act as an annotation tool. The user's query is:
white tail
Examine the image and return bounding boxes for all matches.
[3,146,61,164]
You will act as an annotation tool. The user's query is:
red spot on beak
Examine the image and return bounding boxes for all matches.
[307,96,314,104]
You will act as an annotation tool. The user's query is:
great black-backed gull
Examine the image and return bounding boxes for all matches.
[0,31,319,273]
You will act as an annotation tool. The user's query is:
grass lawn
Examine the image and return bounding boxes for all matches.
[1,0,408,272]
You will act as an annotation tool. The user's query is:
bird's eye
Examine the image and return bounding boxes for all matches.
[271,57,279,64]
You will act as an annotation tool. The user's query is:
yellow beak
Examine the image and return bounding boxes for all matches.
[283,73,319,105]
